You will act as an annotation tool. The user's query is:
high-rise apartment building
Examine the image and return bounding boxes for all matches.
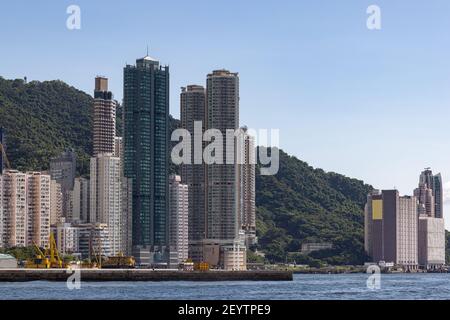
[418,216,445,269]
[93,77,116,156]
[169,175,189,266]
[180,85,206,260]
[69,177,90,223]
[418,169,443,218]
[50,149,76,219]
[205,70,240,241]
[50,179,63,225]
[0,170,27,248]
[90,154,123,255]
[123,55,169,265]
[238,127,256,248]
[26,172,51,248]
[364,190,418,270]
[415,168,445,269]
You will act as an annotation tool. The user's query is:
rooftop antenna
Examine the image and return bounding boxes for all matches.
[146,45,149,56]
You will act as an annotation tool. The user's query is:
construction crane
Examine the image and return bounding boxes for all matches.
[25,233,65,269]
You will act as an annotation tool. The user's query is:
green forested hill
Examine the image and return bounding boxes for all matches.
[256,149,373,265]
[0,77,93,175]
[0,77,373,265]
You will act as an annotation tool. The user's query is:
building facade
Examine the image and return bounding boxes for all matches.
[123,55,169,265]
[0,170,27,247]
[238,127,256,248]
[180,85,207,261]
[90,154,123,255]
[169,175,189,266]
[50,179,63,226]
[205,70,240,241]
[364,190,418,270]
[50,150,76,219]
[26,172,51,248]
[93,77,116,156]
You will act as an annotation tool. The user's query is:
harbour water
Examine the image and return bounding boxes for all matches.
[1,273,450,300]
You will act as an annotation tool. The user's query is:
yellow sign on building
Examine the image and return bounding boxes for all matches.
[372,199,383,220]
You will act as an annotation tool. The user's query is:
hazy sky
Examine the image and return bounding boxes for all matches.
[2,1,450,226]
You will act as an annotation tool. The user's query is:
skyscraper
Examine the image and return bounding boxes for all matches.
[418,168,443,218]
[205,70,240,241]
[50,149,76,219]
[93,77,116,156]
[26,172,51,248]
[180,85,206,261]
[238,127,256,248]
[169,175,189,266]
[50,179,63,225]
[364,190,418,270]
[415,168,445,269]
[90,154,123,255]
[0,170,27,248]
[123,54,169,265]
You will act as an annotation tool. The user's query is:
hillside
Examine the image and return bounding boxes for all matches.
[256,148,373,265]
[0,77,373,265]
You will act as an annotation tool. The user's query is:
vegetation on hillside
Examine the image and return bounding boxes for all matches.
[0,77,382,266]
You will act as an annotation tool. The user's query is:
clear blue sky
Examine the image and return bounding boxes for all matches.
[2,1,450,225]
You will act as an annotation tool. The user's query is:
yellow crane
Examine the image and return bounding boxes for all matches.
[25,233,65,269]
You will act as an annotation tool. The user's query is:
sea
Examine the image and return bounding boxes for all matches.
[1,273,449,300]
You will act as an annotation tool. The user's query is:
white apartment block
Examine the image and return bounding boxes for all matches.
[26,172,51,248]
[0,170,27,247]
[397,196,418,268]
[169,175,189,265]
[418,216,445,269]
[90,154,123,255]
[54,221,79,255]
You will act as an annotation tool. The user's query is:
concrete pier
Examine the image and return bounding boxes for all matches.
[0,269,293,282]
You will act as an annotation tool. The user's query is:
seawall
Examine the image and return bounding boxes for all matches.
[0,269,293,282]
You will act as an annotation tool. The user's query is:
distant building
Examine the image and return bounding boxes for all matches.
[415,168,445,269]
[364,190,418,270]
[418,169,443,218]
[0,170,27,247]
[124,54,170,265]
[93,77,116,156]
[50,150,76,220]
[26,172,51,248]
[300,243,333,255]
[50,179,63,226]
[53,221,79,255]
[205,70,240,242]
[90,154,123,255]
[180,85,206,262]
[238,127,256,248]
[69,177,90,223]
[0,254,17,269]
[418,216,445,269]
[169,175,189,266]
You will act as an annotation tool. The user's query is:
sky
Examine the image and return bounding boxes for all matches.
[1,0,450,226]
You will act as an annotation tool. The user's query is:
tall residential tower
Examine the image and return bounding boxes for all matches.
[123,55,170,265]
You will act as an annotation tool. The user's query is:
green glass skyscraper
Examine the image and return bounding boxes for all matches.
[123,55,169,265]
